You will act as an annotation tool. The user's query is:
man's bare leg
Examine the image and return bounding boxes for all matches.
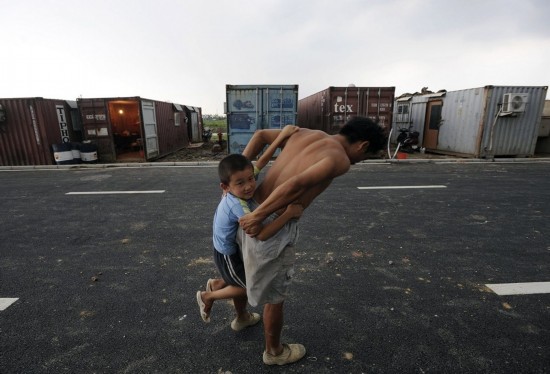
[263,302,284,355]
[262,301,306,365]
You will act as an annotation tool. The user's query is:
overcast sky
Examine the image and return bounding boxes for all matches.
[2,0,549,114]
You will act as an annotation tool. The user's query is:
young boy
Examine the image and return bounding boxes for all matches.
[196,125,301,331]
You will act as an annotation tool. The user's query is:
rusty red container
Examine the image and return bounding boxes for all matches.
[77,97,196,163]
[298,86,395,134]
[0,97,82,166]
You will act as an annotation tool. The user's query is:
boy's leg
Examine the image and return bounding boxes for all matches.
[230,289,261,331]
[200,285,245,310]
[208,278,226,292]
[202,250,258,328]
[232,291,249,320]
[200,285,259,330]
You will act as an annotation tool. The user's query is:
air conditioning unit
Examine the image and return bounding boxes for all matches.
[502,93,528,113]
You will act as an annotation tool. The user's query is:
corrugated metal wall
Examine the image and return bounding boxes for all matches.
[535,101,550,153]
[392,86,547,157]
[154,100,190,158]
[0,98,80,166]
[479,86,547,157]
[438,88,487,155]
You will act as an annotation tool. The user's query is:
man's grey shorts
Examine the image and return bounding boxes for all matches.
[237,214,299,307]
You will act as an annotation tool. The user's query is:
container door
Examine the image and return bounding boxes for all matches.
[226,85,298,154]
[190,111,200,142]
[141,100,159,159]
[226,87,260,153]
[358,87,395,133]
[79,98,116,163]
[264,87,298,129]
[423,100,443,149]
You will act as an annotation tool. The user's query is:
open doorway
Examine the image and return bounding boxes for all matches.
[108,100,144,161]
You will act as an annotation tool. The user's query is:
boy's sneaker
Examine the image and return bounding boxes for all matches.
[230,312,261,331]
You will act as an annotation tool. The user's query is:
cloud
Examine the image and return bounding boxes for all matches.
[1,0,548,113]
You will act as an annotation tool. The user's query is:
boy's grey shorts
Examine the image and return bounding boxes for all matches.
[237,215,299,307]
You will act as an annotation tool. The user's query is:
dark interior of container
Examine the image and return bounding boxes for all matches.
[108,100,144,161]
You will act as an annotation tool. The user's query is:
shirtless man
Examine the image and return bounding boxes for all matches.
[239,116,386,365]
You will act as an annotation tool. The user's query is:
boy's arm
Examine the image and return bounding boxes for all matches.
[254,125,299,171]
[255,203,303,241]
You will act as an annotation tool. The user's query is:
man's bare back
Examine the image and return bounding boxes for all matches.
[255,129,348,207]
[241,128,357,235]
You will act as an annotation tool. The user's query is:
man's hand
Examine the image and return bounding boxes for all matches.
[239,212,263,237]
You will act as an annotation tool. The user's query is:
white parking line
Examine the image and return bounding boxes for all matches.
[485,282,550,295]
[357,185,447,190]
[66,190,165,195]
[0,298,19,311]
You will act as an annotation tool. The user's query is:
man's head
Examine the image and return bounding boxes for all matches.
[218,154,256,200]
[339,116,387,163]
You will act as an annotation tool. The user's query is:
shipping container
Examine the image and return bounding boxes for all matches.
[225,84,298,154]
[298,86,396,134]
[77,97,197,163]
[535,100,550,154]
[0,97,82,166]
[392,86,548,158]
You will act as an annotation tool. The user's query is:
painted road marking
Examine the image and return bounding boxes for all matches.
[357,185,447,190]
[485,282,550,295]
[66,190,165,195]
[0,298,19,311]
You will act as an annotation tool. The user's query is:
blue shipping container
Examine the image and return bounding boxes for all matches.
[226,84,298,154]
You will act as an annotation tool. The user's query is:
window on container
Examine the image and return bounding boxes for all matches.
[174,112,180,126]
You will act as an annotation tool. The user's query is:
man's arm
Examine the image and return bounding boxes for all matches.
[239,154,350,235]
[254,125,299,171]
[241,129,282,161]
[255,203,303,241]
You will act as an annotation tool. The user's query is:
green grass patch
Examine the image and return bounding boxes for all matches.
[204,118,227,132]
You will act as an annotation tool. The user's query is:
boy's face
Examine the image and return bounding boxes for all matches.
[221,167,256,200]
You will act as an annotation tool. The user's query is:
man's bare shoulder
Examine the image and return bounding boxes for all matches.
[287,128,336,147]
[281,129,350,175]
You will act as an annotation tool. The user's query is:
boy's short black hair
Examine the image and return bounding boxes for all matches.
[218,154,253,185]
[339,116,387,154]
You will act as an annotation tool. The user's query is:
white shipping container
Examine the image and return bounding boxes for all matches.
[392,85,548,158]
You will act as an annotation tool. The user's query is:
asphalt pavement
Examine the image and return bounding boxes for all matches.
[0,160,549,373]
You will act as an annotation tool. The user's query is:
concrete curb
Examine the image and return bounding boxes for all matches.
[0,161,220,171]
[1,158,549,171]
[360,157,550,165]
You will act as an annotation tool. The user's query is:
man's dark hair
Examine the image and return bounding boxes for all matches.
[339,116,387,154]
[218,154,253,185]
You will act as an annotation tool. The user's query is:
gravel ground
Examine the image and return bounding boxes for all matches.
[155,141,454,163]
[155,141,228,162]
[154,140,550,163]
